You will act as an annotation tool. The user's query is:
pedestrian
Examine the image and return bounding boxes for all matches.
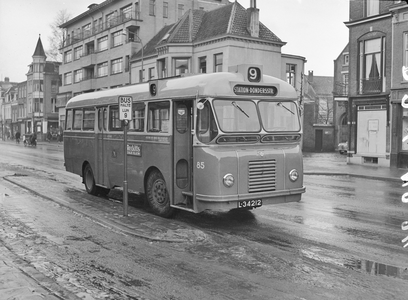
[47,131,52,142]
[15,131,21,144]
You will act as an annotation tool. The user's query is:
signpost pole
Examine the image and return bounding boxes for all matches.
[123,119,128,216]
[118,95,132,217]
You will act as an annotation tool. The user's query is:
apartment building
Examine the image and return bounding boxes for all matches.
[0,77,18,140]
[390,2,408,168]
[57,0,230,127]
[345,0,396,167]
[26,37,61,140]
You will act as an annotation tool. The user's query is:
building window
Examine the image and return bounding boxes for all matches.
[106,12,115,27]
[97,62,108,77]
[199,57,206,73]
[112,30,123,47]
[51,98,57,113]
[365,0,379,17]
[343,54,349,66]
[163,2,168,18]
[174,58,189,75]
[149,0,156,16]
[34,98,43,113]
[64,72,72,85]
[33,80,43,92]
[139,69,144,83]
[342,73,349,95]
[214,53,223,72]
[286,64,296,87]
[121,5,132,20]
[178,4,184,18]
[158,59,167,78]
[64,50,72,63]
[111,58,123,74]
[74,46,83,60]
[83,23,91,38]
[74,69,83,83]
[125,55,130,72]
[359,37,384,94]
[97,36,108,52]
[149,67,155,80]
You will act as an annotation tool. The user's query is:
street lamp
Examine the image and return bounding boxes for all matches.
[123,29,144,83]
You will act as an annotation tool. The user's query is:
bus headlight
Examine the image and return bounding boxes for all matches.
[289,169,299,182]
[223,174,235,187]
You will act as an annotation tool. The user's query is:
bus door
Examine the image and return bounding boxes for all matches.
[95,107,108,186]
[173,100,194,210]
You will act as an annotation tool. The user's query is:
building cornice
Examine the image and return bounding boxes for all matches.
[344,12,392,27]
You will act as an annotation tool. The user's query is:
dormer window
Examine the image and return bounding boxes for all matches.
[365,0,379,17]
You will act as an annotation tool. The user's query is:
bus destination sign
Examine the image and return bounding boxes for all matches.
[233,84,278,96]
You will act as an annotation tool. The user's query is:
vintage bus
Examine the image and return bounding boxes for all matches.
[64,65,305,217]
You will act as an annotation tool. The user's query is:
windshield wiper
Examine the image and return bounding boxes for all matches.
[277,102,294,115]
[232,101,249,118]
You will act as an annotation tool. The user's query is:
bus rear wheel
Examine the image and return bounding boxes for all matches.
[83,164,98,196]
[146,170,175,218]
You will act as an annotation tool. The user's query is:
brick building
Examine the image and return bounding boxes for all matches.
[345,0,396,167]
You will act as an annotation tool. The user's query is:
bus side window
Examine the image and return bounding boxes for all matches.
[73,109,83,130]
[148,101,170,133]
[109,106,123,131]
[66,109,73,130]
[130,103,145,132]
[83,108,95,131]
[197,102,218,143]
[98,109,103,131]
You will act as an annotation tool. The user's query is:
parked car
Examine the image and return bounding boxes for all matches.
[338,141,348,154]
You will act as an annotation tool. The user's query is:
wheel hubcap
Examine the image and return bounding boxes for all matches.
[153,180,167,205]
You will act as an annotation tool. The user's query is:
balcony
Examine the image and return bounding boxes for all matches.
[62,10,141,48]
[360,77,382,94]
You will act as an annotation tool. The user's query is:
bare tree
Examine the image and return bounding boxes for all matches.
[46,9,71,62]
[317,97,334,125]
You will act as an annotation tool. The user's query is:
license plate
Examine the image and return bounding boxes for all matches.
[237,199,262,209]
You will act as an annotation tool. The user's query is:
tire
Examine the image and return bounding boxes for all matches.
[146,170,175,218]
[83,164,98,195]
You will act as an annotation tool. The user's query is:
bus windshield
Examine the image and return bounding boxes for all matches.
[258,101,300,132]
[213,99,260,132]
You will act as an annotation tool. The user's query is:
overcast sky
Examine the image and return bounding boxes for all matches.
[0,0,349,83]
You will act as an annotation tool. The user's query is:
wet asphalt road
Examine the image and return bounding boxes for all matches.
[0,141,408,299]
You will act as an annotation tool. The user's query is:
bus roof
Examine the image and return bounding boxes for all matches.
[66,71,298,109]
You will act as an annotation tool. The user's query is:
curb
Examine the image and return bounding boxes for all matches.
[304,171,401,183]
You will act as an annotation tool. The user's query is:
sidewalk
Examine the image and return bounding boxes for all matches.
[303,152,407,182]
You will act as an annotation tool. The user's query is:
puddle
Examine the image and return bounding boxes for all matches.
[344,258,408,280]
[301,247,408,280]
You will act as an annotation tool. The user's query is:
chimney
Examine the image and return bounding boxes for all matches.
[88,4,98,10]
[247,0,259,38]
[308,71,313,83]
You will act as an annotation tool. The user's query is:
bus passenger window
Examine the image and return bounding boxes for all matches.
[197,101,218,143]
[66,110,73,130]
[148,102,170,133]
[73,109,83,130]
[130,103,145,132]
[109,106,123,131]
[83,109,95,131]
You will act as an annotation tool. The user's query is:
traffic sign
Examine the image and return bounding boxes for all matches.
[118,96,132,121]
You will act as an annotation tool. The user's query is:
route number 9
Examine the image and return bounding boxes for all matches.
[248,67,261,82]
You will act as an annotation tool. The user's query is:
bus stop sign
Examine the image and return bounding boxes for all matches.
[118,96,132,121]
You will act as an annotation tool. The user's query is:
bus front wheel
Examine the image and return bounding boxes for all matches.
[83,164,98,196]
[146,170,175,218]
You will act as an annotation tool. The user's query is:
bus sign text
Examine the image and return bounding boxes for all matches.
[233,85,278,96]
[118,96,132,121]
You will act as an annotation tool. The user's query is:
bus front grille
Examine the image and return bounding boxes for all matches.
[248,160,276,193]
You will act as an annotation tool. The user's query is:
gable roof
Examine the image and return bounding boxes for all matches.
[132,1,284,60]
